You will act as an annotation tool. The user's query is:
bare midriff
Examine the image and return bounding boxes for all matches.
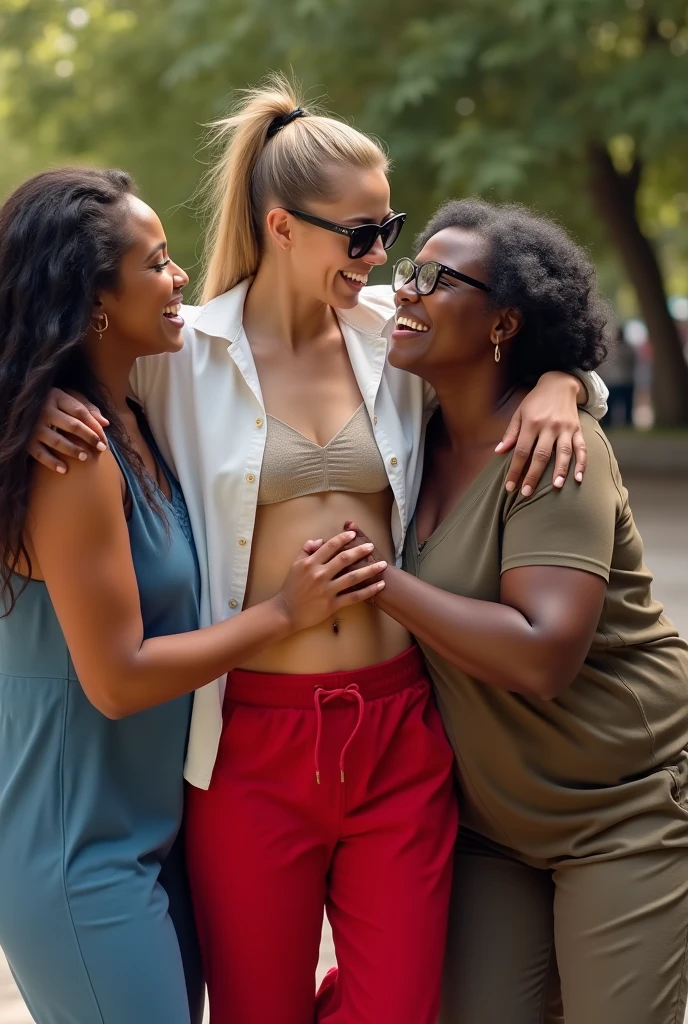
[239,487,412,673]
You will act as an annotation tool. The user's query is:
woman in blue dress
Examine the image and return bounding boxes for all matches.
[0,167,387,1024]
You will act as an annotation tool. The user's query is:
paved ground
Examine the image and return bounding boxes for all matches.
[1,473,686,1023]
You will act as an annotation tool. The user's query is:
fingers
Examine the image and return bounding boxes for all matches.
[551,434,574,489]
[342,520,368,543]
[31,425,92,462]
[29,442,67,474]
[309,530,358,565]
[321,541,376,580]
[503,423,537,493]
[519,429,556,497]
[301,539,323,555]
[61,390,109,429]
[336,579,386,608]
[86,405,110,429]
[572,428,587,483]
[333,560,387,593]
[495,409,521,455]
[48,407,108,451]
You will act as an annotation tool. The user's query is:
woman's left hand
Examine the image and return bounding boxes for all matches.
[303,523,384,595]
[496,371,586,496]
[342,521,383,564]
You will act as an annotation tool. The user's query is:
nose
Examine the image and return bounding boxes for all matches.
[363,234,388,268]
[396,277,417,305]
[172,262,189,288]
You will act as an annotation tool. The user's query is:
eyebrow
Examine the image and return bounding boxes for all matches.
[343,210,395,225]
[144,241,167,261]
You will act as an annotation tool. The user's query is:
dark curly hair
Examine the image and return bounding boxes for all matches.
[0,167,163,614]
[414,198,611,387]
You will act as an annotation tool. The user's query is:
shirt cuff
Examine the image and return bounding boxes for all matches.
[573,370,608,421]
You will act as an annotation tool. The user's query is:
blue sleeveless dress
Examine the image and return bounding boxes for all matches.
[0,410,204,1024]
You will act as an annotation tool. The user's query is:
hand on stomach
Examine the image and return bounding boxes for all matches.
[240,490,411,672]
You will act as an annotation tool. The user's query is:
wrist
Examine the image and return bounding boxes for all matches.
[371,564,400,608]
[264,594,297,640]
[542,369,583,404]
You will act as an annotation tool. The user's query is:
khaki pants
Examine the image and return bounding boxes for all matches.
[441,828,688,1024]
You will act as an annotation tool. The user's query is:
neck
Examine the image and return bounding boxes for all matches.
[243,256,338,351]
[428,358,524,452]
[85,332,136,418]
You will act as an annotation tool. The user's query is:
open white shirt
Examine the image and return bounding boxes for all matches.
[130,280,609,789]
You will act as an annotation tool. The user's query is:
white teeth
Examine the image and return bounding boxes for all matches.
[341,271,368,284]
[396,316,429,332]
[163,303,181,316]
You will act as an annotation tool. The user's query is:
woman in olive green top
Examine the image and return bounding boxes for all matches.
[347,199,688,1024]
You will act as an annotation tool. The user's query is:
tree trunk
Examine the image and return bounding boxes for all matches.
[587,143,688,428]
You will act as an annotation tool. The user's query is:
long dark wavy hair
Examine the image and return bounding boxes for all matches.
[0,167,163,614]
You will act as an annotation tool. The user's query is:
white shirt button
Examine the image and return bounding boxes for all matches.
[255,418,263,428]
[390,456,398,467]
[238,537,247,547]
[245,473,255,483]
[373,416,378,425]
[229,599,238,609]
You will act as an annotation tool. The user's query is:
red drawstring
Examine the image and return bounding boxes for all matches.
[313,684,365,784]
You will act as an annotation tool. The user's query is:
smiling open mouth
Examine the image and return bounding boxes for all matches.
[340,270,368,286]
[395,316,429,333]
[163,303,182,320]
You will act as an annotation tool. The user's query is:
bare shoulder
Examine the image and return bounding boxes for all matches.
[29,447,125,539]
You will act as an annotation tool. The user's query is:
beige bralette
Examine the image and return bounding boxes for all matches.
[257,404,389,506]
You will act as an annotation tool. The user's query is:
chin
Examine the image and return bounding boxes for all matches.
[330,287,361,310]
[152,330,185,355]
[387,344,424,376]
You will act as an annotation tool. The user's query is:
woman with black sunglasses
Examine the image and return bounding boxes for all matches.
[30,77,608,1024]
[345,198,688,1024]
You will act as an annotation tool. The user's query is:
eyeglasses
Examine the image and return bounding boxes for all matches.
[285,209,406,259]
[393,256,491,296]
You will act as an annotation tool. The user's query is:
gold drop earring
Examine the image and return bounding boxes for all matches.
[93,313,109,340]
[493,341,501,363]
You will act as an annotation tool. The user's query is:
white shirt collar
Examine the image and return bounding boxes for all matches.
[186,278,393,347]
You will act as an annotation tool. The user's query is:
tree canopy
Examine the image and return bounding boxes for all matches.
[2,0,687,420]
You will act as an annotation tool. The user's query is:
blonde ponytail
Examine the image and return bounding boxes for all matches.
[199,72,388,302]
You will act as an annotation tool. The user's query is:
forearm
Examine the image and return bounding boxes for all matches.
[99,598,291,717]
[375,568,554,697]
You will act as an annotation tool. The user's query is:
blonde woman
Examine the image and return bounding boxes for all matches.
[33,77,608,1024]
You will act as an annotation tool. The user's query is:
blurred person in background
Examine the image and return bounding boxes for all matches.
[600,326,636,428]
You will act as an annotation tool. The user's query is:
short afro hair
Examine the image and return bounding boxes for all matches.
[414,198,612,386]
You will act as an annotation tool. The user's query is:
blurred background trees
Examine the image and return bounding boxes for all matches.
[2,0,688,422]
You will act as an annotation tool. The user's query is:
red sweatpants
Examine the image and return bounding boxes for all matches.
[185,646,458,1024]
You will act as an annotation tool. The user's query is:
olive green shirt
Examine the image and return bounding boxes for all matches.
[405,414,688,862]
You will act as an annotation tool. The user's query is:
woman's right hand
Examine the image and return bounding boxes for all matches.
[29,388,109,473]
[276,531,386,633]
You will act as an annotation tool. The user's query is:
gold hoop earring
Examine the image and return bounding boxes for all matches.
[494,342,501,363]
[93,313,109,341]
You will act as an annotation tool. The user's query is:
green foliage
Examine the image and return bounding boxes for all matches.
[1,0,687,300]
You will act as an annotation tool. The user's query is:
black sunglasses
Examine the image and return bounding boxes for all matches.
[393,256,491,295]
[285,209,406,259]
